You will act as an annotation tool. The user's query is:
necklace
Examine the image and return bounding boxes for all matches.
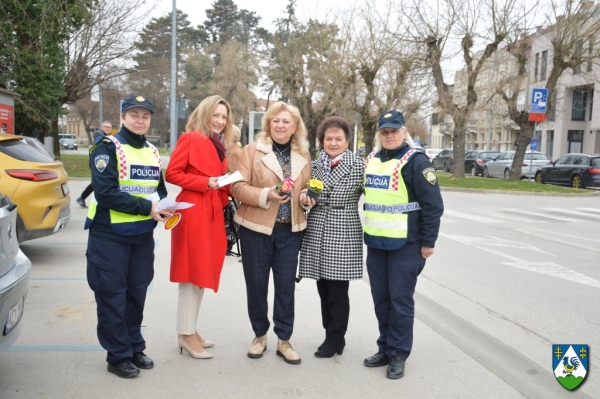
[273,143,290,158]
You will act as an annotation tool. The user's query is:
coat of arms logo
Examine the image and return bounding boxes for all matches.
[552,344,588,390]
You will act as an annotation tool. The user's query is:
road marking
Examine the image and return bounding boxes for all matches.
[440,233,600,289]
[515,229,600,253]
[443,209,500,223]
[577,207,600,215]
[542,207,600,220]
[485,210,542,223]
[501,208,580,222]
[517,227,600,243]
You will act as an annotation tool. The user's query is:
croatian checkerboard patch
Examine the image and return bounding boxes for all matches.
[94,155,109,173]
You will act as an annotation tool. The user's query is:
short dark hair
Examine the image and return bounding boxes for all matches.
[316,116,351,148]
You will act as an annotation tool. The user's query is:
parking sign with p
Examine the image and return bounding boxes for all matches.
[530,88,548,114]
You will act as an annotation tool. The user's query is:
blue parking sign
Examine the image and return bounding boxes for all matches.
[531,88,548,113]
[530,137,538,151]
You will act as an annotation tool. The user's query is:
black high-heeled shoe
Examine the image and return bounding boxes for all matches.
[314,344,345,358]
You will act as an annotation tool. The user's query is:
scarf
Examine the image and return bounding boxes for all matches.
[210,133,226,162]
[319,150,345,178]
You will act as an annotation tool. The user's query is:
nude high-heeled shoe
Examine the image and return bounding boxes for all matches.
[195,331,215,348]
[178,335,213,359]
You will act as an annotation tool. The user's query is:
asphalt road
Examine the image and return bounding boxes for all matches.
[0,179,598,398]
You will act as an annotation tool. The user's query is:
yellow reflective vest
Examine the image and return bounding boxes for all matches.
[363,149,420,250]
[85,135,162,236]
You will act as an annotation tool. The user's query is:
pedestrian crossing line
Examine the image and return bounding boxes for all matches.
[517,227,600,243]
[577,207,600,215]
[515,229,600,254]
[443,209,500,223]
[500,208,580,222]
[485,210,543,223]
[542,208,600,220]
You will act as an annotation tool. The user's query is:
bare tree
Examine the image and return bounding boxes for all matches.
[497,0,600,179]
[343,1,430,155]
[406,0,536,178]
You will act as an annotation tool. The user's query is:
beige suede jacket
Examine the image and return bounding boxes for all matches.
[231,138,311,235]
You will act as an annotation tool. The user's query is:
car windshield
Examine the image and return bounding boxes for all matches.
[525,153,549,161]
[481,152,501,159]
[591,157,600,167]
[0,139,56,163]
[427,150,441,155]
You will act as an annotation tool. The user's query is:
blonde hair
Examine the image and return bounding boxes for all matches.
[231,125,241,142]
[373,127,415,152]
[256,101,309,156]
[185,95,233,145]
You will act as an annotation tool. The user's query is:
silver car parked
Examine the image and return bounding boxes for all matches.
[0,194,32,355]
[483,150,551,179]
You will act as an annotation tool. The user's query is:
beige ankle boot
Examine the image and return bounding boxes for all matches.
[247,335,267,358]
[276,339,301,364]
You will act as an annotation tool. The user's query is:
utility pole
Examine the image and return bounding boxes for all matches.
[169,0,177,152]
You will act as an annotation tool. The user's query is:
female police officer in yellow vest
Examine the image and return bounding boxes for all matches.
[85,95,171,378]
[362,110,443,379]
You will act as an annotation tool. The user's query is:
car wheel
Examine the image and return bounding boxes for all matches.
[571,175,585,189]
[503,169,510,180]
[483,166,489,178]
[444,161,450,173]
[470,166,477,176]
[534,171,544,184]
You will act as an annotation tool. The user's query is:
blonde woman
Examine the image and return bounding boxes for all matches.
[165,95,233,359]
[226,125,242,173]
[230,102,311,365]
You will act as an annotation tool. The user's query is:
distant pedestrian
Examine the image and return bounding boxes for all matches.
[77,121,113,208]
[363,110,444,379]
[85,96,171,378]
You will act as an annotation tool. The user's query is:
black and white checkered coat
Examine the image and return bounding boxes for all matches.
[298,150,365,281]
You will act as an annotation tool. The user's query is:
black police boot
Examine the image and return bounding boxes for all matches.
[363,352,389,367]
[386,356,405,379]
[107,359,140,378]
[314,343,345,358]
[132,352,154,369]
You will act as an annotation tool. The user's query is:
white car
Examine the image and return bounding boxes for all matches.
[424,149,442,161]
[483,151,551,179]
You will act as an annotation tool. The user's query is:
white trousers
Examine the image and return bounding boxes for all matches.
[176,283,205,335]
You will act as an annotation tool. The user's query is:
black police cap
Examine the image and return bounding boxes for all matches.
[121,95,154,114]
[377,110,405,131]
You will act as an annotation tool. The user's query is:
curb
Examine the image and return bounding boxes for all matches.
[440,186,600,197]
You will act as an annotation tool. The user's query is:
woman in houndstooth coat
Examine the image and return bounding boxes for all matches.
[298,116,365,359]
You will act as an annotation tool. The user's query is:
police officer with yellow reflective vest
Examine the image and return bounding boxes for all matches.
[84,95,172,378]
[362,110,443,379]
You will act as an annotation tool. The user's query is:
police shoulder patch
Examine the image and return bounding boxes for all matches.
[422,167,437,186]
[94,155,109,173]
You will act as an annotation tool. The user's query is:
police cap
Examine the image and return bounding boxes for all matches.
[377,110,405,131]
[121,95,154,114]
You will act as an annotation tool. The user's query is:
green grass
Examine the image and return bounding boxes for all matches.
[436,172,589,193]
[60,155,593,194]
[61,154,91,178]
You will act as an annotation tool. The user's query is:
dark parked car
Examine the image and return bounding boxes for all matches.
[61,138,78,150]
[465,150,502,176]
[0,194,32,355]
[431,149,453,171]
[535,153,600,189]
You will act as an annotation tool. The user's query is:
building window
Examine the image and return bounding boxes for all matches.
[534,53,539,81]
[590,89,594,121]
[572,89,587,121]
[541,51,548,80]
[546,130,554,159]
[587,37,593,72]
[573,39,583,74]
[547,91,557,121]
[567,130,584,153]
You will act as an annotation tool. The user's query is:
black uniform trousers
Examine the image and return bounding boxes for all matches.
[239,225,302,340]
[316,279,350,346]
[366,241,425,360]
[80,183,94,200]
[86,234,154,364]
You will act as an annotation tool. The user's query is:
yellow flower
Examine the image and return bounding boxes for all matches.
[307,178,324,194]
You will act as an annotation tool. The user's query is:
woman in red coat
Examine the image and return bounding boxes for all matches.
[165,95,233,359]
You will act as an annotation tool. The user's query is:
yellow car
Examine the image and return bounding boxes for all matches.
[0,133,71,242]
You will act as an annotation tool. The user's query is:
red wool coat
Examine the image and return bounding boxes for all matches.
[166,131,229,292]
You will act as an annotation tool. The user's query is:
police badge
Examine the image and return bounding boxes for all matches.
[94,155,109,173]
[552,344,588,391]
[422,167,437,186]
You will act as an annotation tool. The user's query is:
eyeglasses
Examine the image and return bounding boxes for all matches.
[379,129,402,137]
[102,125,112,129]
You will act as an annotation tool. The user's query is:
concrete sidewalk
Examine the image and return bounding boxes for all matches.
[0,179,525,398]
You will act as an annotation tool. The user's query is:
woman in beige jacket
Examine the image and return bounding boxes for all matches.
[231,101,311,365]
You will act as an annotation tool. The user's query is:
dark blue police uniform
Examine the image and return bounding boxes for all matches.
[85,97,167,377]
[364,110,444,379]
